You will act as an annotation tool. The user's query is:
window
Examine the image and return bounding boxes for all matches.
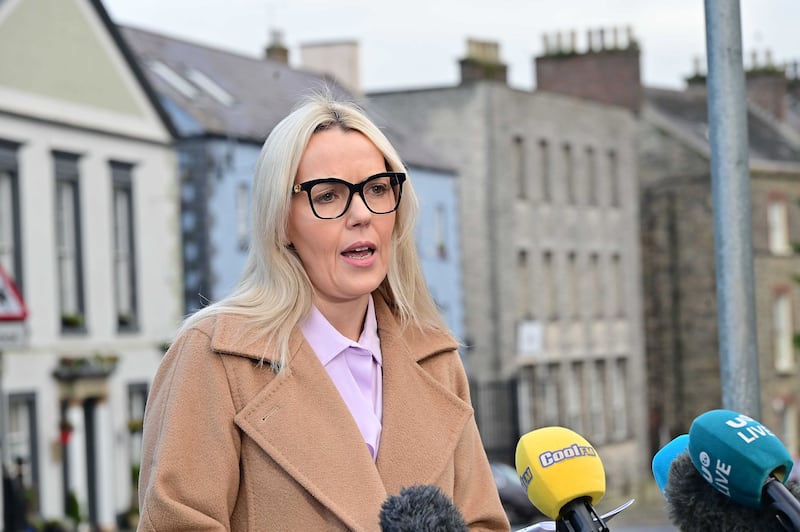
[780,402,798,459]
[542,250,557,319]
[767,195,791,255]
[590,253,603,317]
[513,135,526,199]
[128,383,148,480]
[586,146,598,207]
[543,363,561,426]
[609,357,629,440]
[434,204,447,259]
[539,140,551,203]
[54,152,85,332]
[516,370,534,433]
[148,60,198,99]
[567,251,578,318]
[608,149,620,208]
[612,253,625,317]
[236,182,249,252]
[773,289,795,373]
[516,249,531,318]
[112,162,138,331]
[563,143,575,205]
[7,393,39,513]
[185,67,235,106]
[566,362,584,433]
[0,141,21,291]
[587,360,607,443]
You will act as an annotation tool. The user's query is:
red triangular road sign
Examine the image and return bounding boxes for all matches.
[0,263,27,321]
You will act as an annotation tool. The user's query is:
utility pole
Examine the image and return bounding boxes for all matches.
[704,0,761,416]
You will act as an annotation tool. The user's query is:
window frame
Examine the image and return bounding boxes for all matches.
[111,161,139,332]
[54,151,86,334]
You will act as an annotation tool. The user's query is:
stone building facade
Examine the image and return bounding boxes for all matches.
[369,37,647,495]
[512,28,800,461]
[639,82,800,455]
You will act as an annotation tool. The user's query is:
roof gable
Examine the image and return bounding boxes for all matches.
[0,0,171,142]
[121,26,452,172]
[645,87,800,168]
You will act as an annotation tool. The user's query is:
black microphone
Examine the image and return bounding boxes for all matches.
[379,485,468,532]
[665,451,800,531]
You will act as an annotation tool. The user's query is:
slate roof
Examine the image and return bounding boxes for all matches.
[645,86,800,165]
[786,84,800,134]
[120,26,453,173]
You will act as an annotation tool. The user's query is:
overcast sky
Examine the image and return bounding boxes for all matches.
[103,0,800,93]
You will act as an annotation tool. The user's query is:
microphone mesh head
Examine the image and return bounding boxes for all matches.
[665,452,784,531]
[379,485,468,532]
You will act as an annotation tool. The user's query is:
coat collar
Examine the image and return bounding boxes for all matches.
[222,295,472,530]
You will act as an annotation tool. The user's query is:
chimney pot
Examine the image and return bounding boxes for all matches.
[534,25,642,112]
[265,29,289,64]
[460,38,507,84]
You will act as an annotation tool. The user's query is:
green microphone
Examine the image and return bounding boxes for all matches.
[688,409,800,529]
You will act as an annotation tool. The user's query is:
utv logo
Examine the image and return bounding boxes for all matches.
[519,466,534,489]
[539,443,596,467]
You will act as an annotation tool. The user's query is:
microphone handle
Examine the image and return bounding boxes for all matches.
[556,497,609,532]
[764,477,800,532]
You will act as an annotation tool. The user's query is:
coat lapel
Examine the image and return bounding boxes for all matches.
[374,307,473,494]
[228,295,471,529]
[234,331,387,531]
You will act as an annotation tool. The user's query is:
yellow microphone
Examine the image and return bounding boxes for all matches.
[515,426,609,531]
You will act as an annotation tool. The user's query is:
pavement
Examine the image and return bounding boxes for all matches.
[596,480,678,531]
[512,480,679,532]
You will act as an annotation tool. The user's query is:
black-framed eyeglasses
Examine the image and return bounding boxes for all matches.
[292,172,406,220]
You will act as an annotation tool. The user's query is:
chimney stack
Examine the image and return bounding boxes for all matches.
[265,29,289,65]
[684,56,707,93]
[300,40,361,95]
[534,26,642,112]
[459,38,508,84]
[745,49,787,120]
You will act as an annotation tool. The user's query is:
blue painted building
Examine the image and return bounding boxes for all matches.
[121,27,464,341]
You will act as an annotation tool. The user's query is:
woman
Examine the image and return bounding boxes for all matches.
[137,94,509,531]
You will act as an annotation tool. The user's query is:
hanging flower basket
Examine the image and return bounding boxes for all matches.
[59,419,74,445]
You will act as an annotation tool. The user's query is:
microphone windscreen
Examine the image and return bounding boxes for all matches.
[379,485,468,532]
[665,451,784,532]
[515,426,605,520]
[652,434,689,494]
[688,409,794,508]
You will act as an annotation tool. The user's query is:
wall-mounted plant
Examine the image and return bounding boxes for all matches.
[61,313,84,328]
[127,418,144,434]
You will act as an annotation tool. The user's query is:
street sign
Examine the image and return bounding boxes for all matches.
[0,263,26,322]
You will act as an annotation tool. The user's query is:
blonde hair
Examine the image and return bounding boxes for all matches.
[179,93,448,370]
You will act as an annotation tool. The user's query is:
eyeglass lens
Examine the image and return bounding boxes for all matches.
[309,175,400,219]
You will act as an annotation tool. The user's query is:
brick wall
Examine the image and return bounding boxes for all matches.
[535,48,642,112]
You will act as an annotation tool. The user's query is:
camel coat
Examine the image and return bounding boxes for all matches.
[137,295,510,531]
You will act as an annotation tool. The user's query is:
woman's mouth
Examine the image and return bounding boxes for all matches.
[341,246,375,259]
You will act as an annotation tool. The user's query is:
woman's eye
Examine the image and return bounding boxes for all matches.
[369,184,388,195]
[314,190,336,203]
